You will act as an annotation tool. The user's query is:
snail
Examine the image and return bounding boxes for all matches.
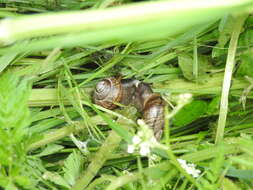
[93,77,164,140]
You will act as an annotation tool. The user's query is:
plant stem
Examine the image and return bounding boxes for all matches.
[215,15,247,144]
[0,0,252,45]
[71,129,122,190]
[28,123,83,151]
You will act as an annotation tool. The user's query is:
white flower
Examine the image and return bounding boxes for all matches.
[127,145,135,154]
[127,119,167,157]
[178,93,192,104]
[139,142,151,156]
[132,135,141,145]
[177,158,187,166]
[137,119,145,126]
[177,159,201,178]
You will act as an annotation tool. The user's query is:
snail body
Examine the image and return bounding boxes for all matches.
[93,77,164,140]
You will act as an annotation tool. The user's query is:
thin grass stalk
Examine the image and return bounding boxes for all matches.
[215,15,247,144]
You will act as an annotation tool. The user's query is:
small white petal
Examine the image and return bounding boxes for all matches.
[140,142,150,149]
[132,135,141,145]
[188,163,196,168]
[139,142,151,156]
[183,93,192,99]
[177,159,187,166]
[127,145,135,153]
[140,146,150,156]
[150,137,157,144]
[185,167,193,174]
[137,119,145,126]
[192,169,201,178]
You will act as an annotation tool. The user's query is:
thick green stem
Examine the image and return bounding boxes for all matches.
[215,15,247,144]
[0,0,252,45]
[72,130,122,190]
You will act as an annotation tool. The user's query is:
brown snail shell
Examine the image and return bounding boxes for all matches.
[93,77,122,109]
[142,94,164,140]
[93,77,164,140]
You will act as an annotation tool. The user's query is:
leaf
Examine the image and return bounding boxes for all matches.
[212,15,235,58]
[0,52,18,73]
[226,168,253,180]
[236,52,253,78]
[178,54,194,80]
[0,72,31,140]
[63,150,84,186]
[222,178,241,190]
[178,54,212,80]
[206,96,221,115]
[35,144,64,157]
[14,176,32,189]
[43,171,70,188]
[173,100,208,127]
[145,167,167,179]
[0,72,32,187]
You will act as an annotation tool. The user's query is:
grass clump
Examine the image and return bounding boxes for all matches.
[0,0,253,189]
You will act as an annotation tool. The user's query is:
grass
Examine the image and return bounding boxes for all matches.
[0,0,253,189]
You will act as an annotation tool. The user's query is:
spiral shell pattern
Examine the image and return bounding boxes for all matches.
[93,77,122,109]
[93,77,164,140]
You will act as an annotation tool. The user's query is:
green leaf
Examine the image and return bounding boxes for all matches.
[0,72,32,187]
[173,100,208,127]
[222,178,241,190]
[226,168,253,180]
[14,175,32,189]
[212,15,234,58]
[0,52,18,73]
[43,171,70,188]
[63,150,84,186]
[35,144,64,157]
[236,52,253,78]
[146,167,168,179]
[206,96,221,115]
[178,54,212,80]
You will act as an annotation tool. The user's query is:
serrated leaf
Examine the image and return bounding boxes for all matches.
[173,100,208,127]
[63,150,84,186]
[0,72,32,187]
[43,171,70,188]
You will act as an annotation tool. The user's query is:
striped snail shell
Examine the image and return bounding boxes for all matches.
[135,82,164,140]
[93,77,164,140]
[142,94,164,140]
[93,77,122,109]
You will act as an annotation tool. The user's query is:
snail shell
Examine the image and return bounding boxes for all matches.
[93,77,164,140]
[142,94,164,140]
[93,77,122,109]
[93,77,139,109]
